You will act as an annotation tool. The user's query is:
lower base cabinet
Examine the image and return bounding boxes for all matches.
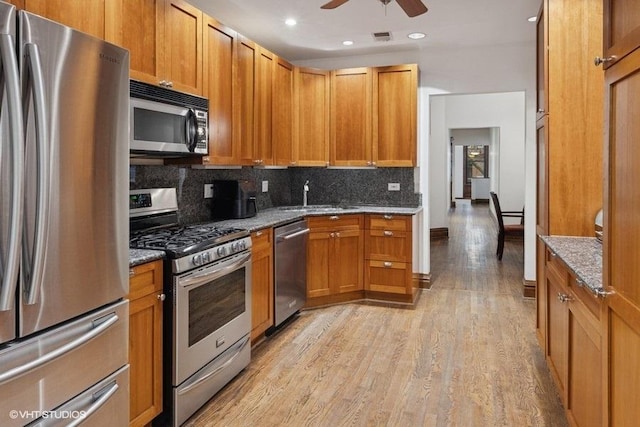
[128,260,164,427]
[251,228,274,342]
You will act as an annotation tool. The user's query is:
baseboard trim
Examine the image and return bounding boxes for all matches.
[523,279,536,299]
[413,273,431,289]
[430,227,449,240]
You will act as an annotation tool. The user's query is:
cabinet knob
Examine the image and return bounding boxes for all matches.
[537,109,545,114]
[335,232,340,238]
[330,232,336,238]
[129,269,135,277]
[384,230,394,237]
[557,293,572,303]
[159,80,167,87]
[575,278,584,288]
[594,56,615,66]
[595,288,615,299]
[167,81,174,88]
[383,215,393,220]
[157,293,166,302]
[371,161,376,167]
[329,215,339,220]
[255,230,263,237]
[383,262,393,268]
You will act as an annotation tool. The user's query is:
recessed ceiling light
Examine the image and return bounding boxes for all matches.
[285,18,297,26]
[342,40,354,46]
[527,16,537,22]
[407,32,426,40]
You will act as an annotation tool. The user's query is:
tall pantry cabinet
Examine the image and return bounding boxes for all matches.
[601,1,640,424]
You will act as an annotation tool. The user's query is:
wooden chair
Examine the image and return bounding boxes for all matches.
[489,191,524,260]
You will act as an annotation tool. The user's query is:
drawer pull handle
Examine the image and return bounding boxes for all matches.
[575,278,584,288]
[550,251,557,258]
[129,269,135,277]
[557,293,572,303]
[383,262,393,268]
[157,293,166,302]
[330,232,335,238]
[383,215,393,220]
[329,215,339,220]
[255,231,263,237]
[384,230,394,237]
[595,288,615,299]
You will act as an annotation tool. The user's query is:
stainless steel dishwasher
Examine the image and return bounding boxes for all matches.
[273,219,310,328]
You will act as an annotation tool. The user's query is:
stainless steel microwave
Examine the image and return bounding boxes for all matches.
[129,80,208,157]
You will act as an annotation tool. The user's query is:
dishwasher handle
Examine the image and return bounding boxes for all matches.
[276,228,310,243]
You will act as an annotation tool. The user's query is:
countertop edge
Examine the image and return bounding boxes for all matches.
[539,235,603,293]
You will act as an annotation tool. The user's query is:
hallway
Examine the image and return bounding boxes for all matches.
[185,204,567,426]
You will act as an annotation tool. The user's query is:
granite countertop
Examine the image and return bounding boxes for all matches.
[539,235,603,293]
[129,248,165,267]
[128,205,422,267]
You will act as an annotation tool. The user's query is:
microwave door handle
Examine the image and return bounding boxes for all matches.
[180,253,251,289]
[185,108,197,152]
[0,33,24,311]
[22,43,50,306]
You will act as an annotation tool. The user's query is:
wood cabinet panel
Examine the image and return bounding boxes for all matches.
[365,229,411,263]
[330,67,372,167]
[236,37,256,165]
[366,214,409,231]
[604,0,640,62]
[254,46,274,165]
[251,229,273,341]
[307,230,332,298]
[164,0,202,95]
[332,228,364,294]
[202,16,237,165]
[129,260,164,301]
[293,67,330,166]
[273,56,294,166]
[536,239,547,350]
[536,117,548,235]
[372,64,417,167]
[536,2,547,119]
[307,214,363,230]
[24,0,107,39]
[546,267,568,401]
[366,260,411,294]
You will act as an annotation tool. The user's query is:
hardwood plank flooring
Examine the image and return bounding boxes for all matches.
[184,202,567,426]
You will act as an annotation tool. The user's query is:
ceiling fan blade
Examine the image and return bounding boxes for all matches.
[396,0,428,17]
[321,0,350,9]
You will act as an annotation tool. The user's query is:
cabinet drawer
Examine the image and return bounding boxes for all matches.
[365,260,411,295]
[365,230,411,262]
[307,214,363,230]
[366,214,410,231]
[129,259,163,300]
[569,274,602,321]
[546,248,569,286]
[251,228,273,254]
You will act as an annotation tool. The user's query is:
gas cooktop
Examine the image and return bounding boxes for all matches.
[130,223,249,258]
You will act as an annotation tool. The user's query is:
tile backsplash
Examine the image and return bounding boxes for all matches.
[130,165,420,224]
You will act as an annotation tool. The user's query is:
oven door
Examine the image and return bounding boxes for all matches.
[173,251,251,385]
[130,97,206,156]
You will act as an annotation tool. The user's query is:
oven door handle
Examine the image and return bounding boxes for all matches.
[180,253,251,289]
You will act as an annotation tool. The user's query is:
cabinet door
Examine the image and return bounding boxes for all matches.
[24,0,108,40]
[113,0,165,87]
[254,46,274,165]
[164,0,202,95]
[330,67,372,167]
[536,1,547,119]
[273,56,294,166]
[603,0,640,64]
[251,229,273,341]
[331,228,363,294]
[307,230,331,298]
[546,270,568,403]
[372,64,417,167]
[536,239,547,350]
[603,31,640,425]
[293,67,330,166]
[236,36,257,165]
[203,16,237,165]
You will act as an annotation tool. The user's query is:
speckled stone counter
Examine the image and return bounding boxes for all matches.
[129,248,165,267]
[539,236,603,293]
[210,205,423,232]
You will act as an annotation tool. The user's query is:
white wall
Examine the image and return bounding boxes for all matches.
[453,145,464,199]
[296,40,537,281]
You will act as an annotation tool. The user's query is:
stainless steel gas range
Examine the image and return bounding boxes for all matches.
[129,188,251,426]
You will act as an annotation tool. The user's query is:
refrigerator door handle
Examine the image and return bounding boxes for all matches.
[0,312,119,385]
[22,42,49,306]
[0,33,24,311]
[65,382,120,427]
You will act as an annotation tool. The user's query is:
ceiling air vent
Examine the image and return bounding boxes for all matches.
[372,31,392,42]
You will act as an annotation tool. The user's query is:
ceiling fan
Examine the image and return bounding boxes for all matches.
[321,0,428,18]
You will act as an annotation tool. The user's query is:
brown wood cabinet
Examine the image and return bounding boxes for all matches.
[365,215,414,301]
[202,16,237,165]
[128,260,164,427]
[113,0,202,95]
[372,64,418,167]
[330,67,372,167]
[273,56,294,166]
[293,67,331,166]
[253,46,274,166]
[543,246,602,427]
[602,2,640,425]
[236,36,257,165]
[251,228,273,342]
[306,215,364,305]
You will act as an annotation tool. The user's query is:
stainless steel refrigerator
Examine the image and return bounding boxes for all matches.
[0,3,130,425]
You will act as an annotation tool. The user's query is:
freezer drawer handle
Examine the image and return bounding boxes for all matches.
[0,33,24,312]
[66,382,119,427]
[0,313,119,385]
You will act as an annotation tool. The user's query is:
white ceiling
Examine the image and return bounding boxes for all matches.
[188,0,540,62]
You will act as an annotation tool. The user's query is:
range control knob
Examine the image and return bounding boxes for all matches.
[231,242,238,252]
[238,241,246,250]
[217,246,227,257]
[192,254,203,266]
[202,252,211,263]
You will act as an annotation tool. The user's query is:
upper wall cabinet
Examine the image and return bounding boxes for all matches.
[235,36,257,165]
[293,67,331,167]
[603,0,640,66]
[254,46,274,166]
[114,0,203,96]
[330,67,372,167]
[17,0,115,40]
[372,64,418,167]
[273,56,294,167]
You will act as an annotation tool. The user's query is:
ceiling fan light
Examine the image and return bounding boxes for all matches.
[407,32,426,40]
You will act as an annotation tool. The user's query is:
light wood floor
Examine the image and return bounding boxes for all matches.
[184,202,567,426]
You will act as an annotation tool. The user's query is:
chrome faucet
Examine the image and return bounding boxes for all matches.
[303,180,310,206]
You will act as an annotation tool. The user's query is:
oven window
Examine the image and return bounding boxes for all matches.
[133,108,186,144]
[188,268,246,347]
